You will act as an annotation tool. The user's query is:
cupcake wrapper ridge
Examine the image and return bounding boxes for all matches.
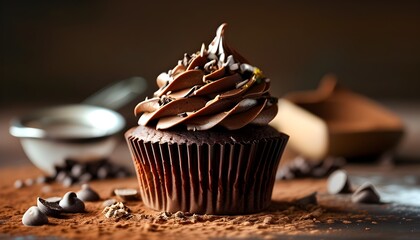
[126,133,288,215]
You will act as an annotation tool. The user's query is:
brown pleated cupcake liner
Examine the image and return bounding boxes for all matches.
[126,134,288,215]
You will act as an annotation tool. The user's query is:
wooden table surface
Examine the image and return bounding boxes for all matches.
[1,103,420,239]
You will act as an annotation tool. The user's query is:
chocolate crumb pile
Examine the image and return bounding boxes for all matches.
[2,166,418,239]
[128,203,325,237]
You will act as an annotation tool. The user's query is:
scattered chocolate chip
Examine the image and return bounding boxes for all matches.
[327,170,352,194]
[114,188,139,201]
[62,176,75,187]
[36,176,52,184]
[97,166,111,180]
[276,166,295,180]
[86,159,105,176]
[64,159,77,169]
[22,206,49,226]
[78,172,93,183]
[115,170,129,179]
[77,184,100,202]
[41,185,52,193]
[55,171,68,183]
[37,197,63,217]
[277,156,346,180]
[24,178,34,187]
[50,166,61,180]
[71,164,86,178]
[351,183,381,204]
[14,179,24,189]
[45,196,62,203]
[37,159,131,187]
[59,192,85,213]
[295,192,318,206]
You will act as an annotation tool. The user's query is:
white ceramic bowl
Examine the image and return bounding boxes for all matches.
[10,104,126,174]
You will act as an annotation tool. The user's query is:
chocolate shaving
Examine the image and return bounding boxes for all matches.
[158,96,174,106]
[240,63,255,74]
[184,85,201,97]
[204,59,216,72]
[177,112,188,118]
[182,53,191,67]
[235,79,249,89]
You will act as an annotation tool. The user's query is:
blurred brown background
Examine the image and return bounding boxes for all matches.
[1,0,420,106]
[1,0,420,165]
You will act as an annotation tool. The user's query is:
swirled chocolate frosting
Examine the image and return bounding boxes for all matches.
[135,23,278,131]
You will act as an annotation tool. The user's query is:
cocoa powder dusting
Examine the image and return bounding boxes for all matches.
[0,166,386,239]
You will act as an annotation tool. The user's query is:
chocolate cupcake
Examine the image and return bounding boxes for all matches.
[125,23,288,214]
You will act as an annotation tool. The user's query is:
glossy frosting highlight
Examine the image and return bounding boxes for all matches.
[135,23,278,130]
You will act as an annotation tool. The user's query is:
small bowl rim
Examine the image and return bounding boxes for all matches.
[9,104,126,142]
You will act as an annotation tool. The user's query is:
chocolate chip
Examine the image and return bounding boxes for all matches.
[115,170,129,179]
[14,179,24,189]
[64,159,77,169]
[47,159,130,186]
[276,166,295,180]
[71,164,86,178]
[22,206,49,226]
[86,159,107,176]
[37,197,63,217]
[112,167,129,179]
[290,156,311,177]
[24,178,34,187]
[59,192,85,213]
[45,196,62,203]
[311,167,328,178]
[78,172,93,183]
[327,170,352,194]
[323,157,346,176]
[277,156,347,180]
[97,165,111,179]
[41,185,52,194]
[62,176,75,187]
[55,171,68,183]
[114,188,139,201]
[295,192,318,206]
[77,184,100,202]
[36,176,52,184]
[351,183,381,204]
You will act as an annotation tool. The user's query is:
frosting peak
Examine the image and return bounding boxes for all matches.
[135,23,278,131]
